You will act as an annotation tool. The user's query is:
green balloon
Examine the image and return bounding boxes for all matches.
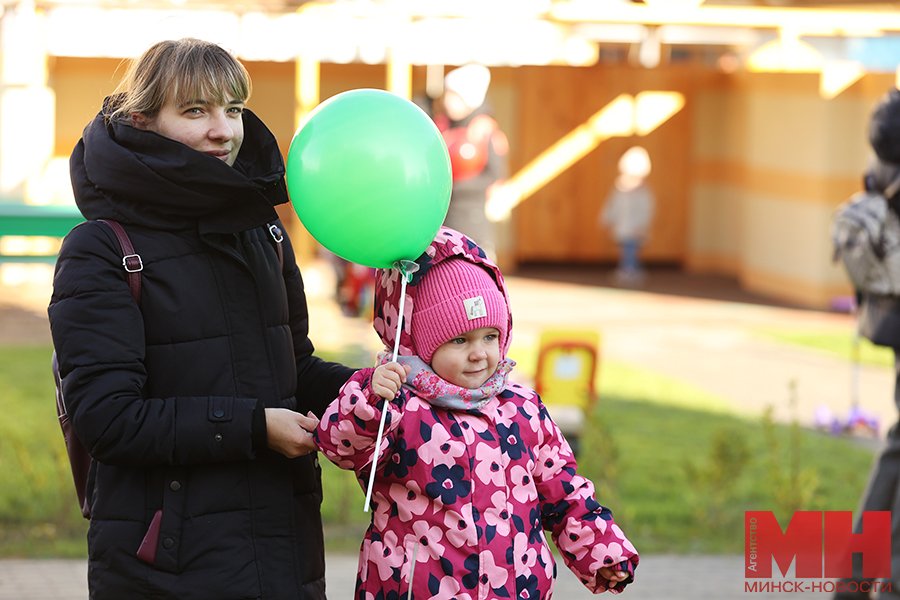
[287,89,452,269]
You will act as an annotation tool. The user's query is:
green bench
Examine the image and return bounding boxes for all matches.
[0,203,84,263]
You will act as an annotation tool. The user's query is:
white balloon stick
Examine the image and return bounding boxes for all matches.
[364,267,411,512]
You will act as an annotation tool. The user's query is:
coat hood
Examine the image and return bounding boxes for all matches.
[373,227,513,360]
[69,96,288,234]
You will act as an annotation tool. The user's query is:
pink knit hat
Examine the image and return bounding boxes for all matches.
[411,258,508,364]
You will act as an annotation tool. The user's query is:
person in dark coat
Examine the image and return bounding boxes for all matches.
[48,38,355,600]
[835,87,900,600]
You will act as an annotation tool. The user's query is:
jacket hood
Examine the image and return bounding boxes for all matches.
[373,227,513,360]
[69,96,288,234]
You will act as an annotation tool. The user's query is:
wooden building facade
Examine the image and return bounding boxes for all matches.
[46,50,893,308]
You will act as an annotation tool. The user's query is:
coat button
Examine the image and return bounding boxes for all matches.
[214,409,225,418]
[170,481,181,491]
[215,434,223,441]
[163,538,174,549]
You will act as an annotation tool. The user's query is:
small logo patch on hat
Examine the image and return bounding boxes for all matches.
[464,296,487,320]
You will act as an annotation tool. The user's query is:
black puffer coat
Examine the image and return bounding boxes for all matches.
[49,101,354,600]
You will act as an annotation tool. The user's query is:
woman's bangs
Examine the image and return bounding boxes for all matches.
[171,58,250,107]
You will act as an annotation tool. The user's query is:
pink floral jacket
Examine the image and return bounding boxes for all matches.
[315,228,638,600]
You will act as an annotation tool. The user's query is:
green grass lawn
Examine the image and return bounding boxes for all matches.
[0,344,877,557]
[758,328,895,369]
[580,362,874,553]
[0,346,89,557]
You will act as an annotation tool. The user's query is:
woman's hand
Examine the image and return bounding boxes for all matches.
[371,362,411,400]
[265,409,320,458]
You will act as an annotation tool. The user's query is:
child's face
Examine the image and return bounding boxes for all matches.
[431,327,501,389]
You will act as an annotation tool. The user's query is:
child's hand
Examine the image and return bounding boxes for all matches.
[599,567,631,587]
[371,362,411,400]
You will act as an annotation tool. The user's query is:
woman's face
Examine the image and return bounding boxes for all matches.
[134,95,245,166]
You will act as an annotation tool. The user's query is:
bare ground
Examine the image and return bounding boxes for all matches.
[0,270,53,346]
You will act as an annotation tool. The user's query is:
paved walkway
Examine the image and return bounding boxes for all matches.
[0,262,889,599]
[0,554,845,599]
[507,276,894,430]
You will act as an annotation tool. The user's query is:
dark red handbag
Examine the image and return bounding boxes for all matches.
[53,219,141,519]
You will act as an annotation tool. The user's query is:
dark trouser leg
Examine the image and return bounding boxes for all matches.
[619,239,640,274]
[835,352,900,599]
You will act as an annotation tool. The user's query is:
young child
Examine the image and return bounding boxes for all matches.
[315,227,638,599]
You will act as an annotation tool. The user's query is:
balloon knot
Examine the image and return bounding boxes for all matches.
[393,260,420,282]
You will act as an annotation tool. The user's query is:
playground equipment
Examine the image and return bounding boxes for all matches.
[534,329,601,455]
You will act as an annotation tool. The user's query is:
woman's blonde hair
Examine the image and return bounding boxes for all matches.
[108,38,251,123]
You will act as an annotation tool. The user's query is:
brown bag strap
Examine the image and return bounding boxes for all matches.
[97,219,142,306]
[53,218,142,521]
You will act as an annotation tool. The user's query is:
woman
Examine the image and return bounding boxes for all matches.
[48,38,354,599]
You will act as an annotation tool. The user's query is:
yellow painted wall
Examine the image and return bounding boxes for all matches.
[50,57,122,156]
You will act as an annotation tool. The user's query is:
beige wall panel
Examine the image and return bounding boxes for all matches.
[740,194,851,291]
[688,184,742,259]
[689,84,744,275]
[688,72,895,308]
[694,159,861,206]
[817,96,874,176]
[741,87,868,178]
[741,266,851,308]
[692,87,748,164]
